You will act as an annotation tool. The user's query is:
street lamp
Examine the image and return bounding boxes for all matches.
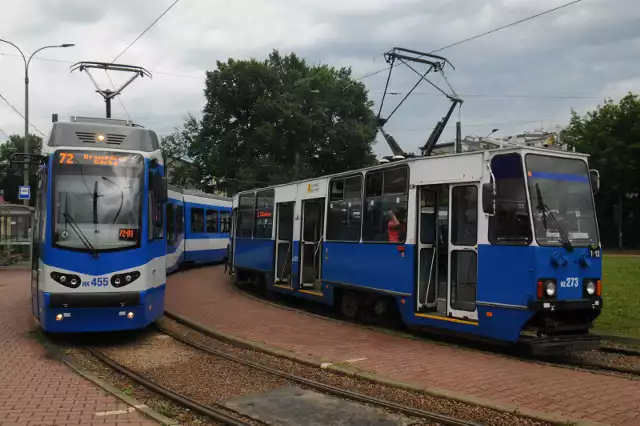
[0,40,74,205]
[485,128,499,139]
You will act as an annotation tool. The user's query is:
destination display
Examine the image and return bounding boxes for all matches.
[56,151,141,167]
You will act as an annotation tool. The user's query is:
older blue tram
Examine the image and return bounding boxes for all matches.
[229,146,603,354]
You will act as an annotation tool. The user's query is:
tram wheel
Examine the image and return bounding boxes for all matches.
[340,290,360,320]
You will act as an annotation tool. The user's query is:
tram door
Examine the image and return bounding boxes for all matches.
[274,202,294,285]
[230,207,237,273]
[299,198,324,293]
[447,184,479,320]
[31,168,47,320]
[416,185,449,314]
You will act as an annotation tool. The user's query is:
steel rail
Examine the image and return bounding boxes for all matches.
[88,348,251,426]
[157,321,481,426]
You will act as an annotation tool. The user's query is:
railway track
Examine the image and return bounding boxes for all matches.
[87,322,483,425]
[88,347,253,426]
[155,324,481,426]
[229,276,640,380]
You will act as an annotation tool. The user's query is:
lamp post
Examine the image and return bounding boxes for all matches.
[0,40,74,205]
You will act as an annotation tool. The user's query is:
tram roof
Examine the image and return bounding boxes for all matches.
[45,119,160,152]
[233,145,590,197]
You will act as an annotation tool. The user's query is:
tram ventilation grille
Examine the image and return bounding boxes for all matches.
[106,134,126,145]
[75,132,95,143]
[74,132,126,145]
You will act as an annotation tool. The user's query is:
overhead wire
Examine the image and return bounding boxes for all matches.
[395,117,565,132]
[106,0,183,119]
[354,0,586,81]
[0,91,46,137]
[111,0,183,63]
[105,70,132,121]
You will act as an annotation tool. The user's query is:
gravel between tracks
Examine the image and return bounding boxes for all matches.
[157,316,550,426]
[99,327,436,425]
[566,349,640,374]
[68,348,222,426]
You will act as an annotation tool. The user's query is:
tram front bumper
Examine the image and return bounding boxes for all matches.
[527,297,602,312]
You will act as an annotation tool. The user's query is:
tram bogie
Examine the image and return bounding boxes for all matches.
[229,146,603,354]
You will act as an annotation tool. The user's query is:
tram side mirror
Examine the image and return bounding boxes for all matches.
[589,169,600,195]
[482,183,495,215]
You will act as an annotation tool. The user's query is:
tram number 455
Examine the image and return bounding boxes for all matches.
[82,277,109,287]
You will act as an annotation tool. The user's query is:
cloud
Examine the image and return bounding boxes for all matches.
[0,0,638,159]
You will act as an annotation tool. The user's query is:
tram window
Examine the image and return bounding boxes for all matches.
[147,193,164,240]
[176,206,184,234]
[238,193,255,238]
[327,175,362,242]
[451,186,478,246]
[220,211,231,233]
[40,170,48,244]
[488,154,532,245]
[153,202,164,239]
[206,210,218,233]
[363,167,409,243]
[191,208,205,233]
[167,205,175,245]
[254,189,274,239]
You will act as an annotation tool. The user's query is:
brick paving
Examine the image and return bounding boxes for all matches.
[0,270,158,426]
[167,266,640,426]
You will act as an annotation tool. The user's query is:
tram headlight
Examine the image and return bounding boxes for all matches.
[585,280,596,295]
[544,280,556,297]
[50,272,82,289]
[111,271,141,288]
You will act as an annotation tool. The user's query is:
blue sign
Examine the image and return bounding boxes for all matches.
[18,185,30,200]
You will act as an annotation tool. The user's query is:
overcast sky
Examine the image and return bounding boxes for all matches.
[1,0,639,157]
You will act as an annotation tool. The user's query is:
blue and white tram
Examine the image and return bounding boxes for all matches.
[230,146,604,354]
[22,116,230,333]
[166,188,232,273]
[25,116,168,332]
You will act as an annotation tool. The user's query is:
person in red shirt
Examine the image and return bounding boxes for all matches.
[387,207,406,242]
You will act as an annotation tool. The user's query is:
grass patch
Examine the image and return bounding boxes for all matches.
[593,255,640,338]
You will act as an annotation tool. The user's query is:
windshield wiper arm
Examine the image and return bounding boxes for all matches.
[101,176,127,224]
[535,183,573,252]
[63,213,99,259]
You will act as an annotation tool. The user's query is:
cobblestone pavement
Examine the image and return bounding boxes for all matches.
[0,270,158,426]
[166,266,640,426]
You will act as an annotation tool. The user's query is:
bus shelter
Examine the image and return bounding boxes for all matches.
[0,202,33,267]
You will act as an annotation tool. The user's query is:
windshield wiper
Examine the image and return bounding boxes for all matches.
[101,176,129,224]
[535,183,573,252]
[63,213,99,259]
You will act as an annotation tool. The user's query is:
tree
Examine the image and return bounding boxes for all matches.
[564,92,640,248]
[161,114,203,189]
[190,50,378,194]
[0,134,43,205]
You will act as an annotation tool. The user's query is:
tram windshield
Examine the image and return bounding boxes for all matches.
[51,151,144,252]
[525,154,598,247]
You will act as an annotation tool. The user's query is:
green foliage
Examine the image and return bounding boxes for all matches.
[564,92,640,248]
[565,92,640,195]
[187,49,378,194]
[0,133,43,205]
[161,114,203,189]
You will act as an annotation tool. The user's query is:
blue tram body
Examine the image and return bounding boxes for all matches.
[230,147,603,354]
[166,188,232,273]
[28,116,231,333]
